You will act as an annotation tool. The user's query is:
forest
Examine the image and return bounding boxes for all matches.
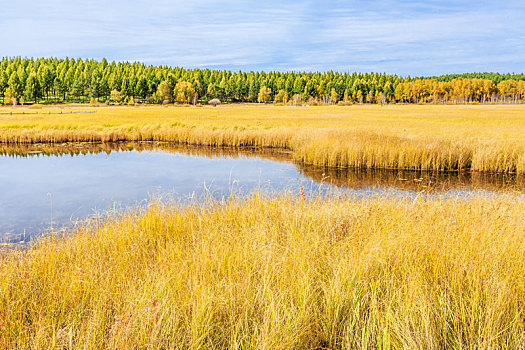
[1,57,524,105]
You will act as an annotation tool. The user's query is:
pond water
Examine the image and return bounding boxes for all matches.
[1,143,523,243]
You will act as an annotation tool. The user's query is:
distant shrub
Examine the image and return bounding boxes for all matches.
[208,99,221,107]
[145,96,155,104]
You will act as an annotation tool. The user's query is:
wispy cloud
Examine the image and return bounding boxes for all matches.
[1,0,523,75]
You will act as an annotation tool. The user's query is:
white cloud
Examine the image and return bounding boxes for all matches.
[1,0,523,75]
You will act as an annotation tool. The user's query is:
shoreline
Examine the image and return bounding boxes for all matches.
[1,104,524,174]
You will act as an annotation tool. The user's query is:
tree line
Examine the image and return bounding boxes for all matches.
[1,57,524,106]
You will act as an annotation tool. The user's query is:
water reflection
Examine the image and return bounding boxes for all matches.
[1,142,523,243]
[302,166,524,193]
[2,142,523,193]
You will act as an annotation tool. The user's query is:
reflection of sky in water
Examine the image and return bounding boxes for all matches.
[0,150,329,240]
[0,149,521,242]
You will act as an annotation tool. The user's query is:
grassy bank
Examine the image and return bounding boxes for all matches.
[1,194,524,348]
[1,104,524,173]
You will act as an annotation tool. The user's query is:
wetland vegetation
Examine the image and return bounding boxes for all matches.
[1,194,524,348]
[1,104,524,173]
[0,103,524,348]
[2,0,524,344]
[2,141,522,244]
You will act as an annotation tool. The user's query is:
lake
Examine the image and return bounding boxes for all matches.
[1,142,523,243]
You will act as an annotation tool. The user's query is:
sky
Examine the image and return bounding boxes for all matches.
[1,0,524,75]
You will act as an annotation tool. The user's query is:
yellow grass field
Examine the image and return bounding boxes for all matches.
[1,195,524,348]
[1,105,525,348]
[1,104,524,173]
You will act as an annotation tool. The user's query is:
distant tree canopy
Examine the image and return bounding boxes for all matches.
[1,57,524,105]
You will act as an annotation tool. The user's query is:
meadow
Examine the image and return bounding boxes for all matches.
[1,194,524,348]
[0,104,524,173]
[1,104,525,348]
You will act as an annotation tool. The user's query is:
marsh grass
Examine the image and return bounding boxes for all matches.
[1,194,524,348]
[0,104,524,173]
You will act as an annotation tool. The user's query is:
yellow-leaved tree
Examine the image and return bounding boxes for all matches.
[173,81,196,104]
[257,86,271,103]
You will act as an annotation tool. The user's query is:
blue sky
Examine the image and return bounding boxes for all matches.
[1,0,524,75]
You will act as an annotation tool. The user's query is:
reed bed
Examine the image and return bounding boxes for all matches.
[0,104,524,173]
[0,194,524,348]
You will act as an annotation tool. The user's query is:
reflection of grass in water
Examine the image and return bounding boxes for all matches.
[0,141,292,161]
[0,194,524,348]
[301,165,525,193]
[0,104,524,173]
[1,141,523,193]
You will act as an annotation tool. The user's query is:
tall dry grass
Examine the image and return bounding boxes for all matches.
[0,104,524,173]
[1,194,524,348]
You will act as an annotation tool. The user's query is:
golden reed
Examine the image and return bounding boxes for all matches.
[1,104,524,173]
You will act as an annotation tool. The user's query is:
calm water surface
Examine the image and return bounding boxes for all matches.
[1,143,523,242]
